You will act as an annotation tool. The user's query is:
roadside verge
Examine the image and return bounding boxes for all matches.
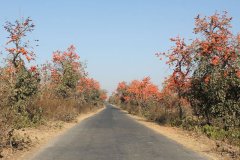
[115,105,236,160]
[2,106,105,160]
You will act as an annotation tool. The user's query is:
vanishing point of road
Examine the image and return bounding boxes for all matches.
[31,105,206,160]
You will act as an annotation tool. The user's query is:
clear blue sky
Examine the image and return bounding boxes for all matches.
[1,0,240,94]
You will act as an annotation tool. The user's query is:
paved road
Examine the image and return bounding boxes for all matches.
[31,105,206,160]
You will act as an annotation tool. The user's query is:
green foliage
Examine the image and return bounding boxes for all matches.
[56,62,81,98]
[10,67,39,102]
[7,67,42,128]
[201,125,240,146]
[189,61,240,129]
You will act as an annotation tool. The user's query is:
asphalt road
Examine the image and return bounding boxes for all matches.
[31,105,206,160]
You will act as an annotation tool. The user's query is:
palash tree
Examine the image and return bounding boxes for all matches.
[4,18,35,68]
[127,77,160,110]
[116,81,129,103]
[77,77,107,105]
[157,36,194,119]
[158,12,240,128]
[115,77,161,115]
[51,45,83,98]
[189,12,240,128]
[3,17,40,123]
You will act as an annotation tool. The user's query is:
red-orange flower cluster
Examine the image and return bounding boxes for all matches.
[211,56,220,65]
[78,77,100,93]
[5,18,35,64]
[116,77,161,104]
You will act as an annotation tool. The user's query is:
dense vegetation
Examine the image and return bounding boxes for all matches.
[0,18,106,156]
[110,12,240,148]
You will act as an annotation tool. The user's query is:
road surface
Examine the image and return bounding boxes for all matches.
[31,105,206,160]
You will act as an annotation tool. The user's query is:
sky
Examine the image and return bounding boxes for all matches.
[0,0,240,95]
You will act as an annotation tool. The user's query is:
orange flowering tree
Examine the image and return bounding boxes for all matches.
[158,12,240,128]
[44,45,107,107]
[157,36,194,119]
[189,12,240,127]
[116,81,129,103]
[51,45,83,98]
[5,17,35,68]
[77,77,107,105]
[49,44,107,104]
[2,17,40,124]
[128,77,160,108]
[113,77,161,115]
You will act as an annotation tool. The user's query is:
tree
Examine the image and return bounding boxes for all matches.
[158,12,240,128]
[116,81,129,103]
[51,45,83,98]
[77,77,106,105]
[5,18,35,68]
[114,77,161,115]
[157,37,193,119]
[189,12,240,128]
[4,17,40,120]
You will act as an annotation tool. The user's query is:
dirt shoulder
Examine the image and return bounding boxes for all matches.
[2,107,105,160]
[117,107,238,160]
